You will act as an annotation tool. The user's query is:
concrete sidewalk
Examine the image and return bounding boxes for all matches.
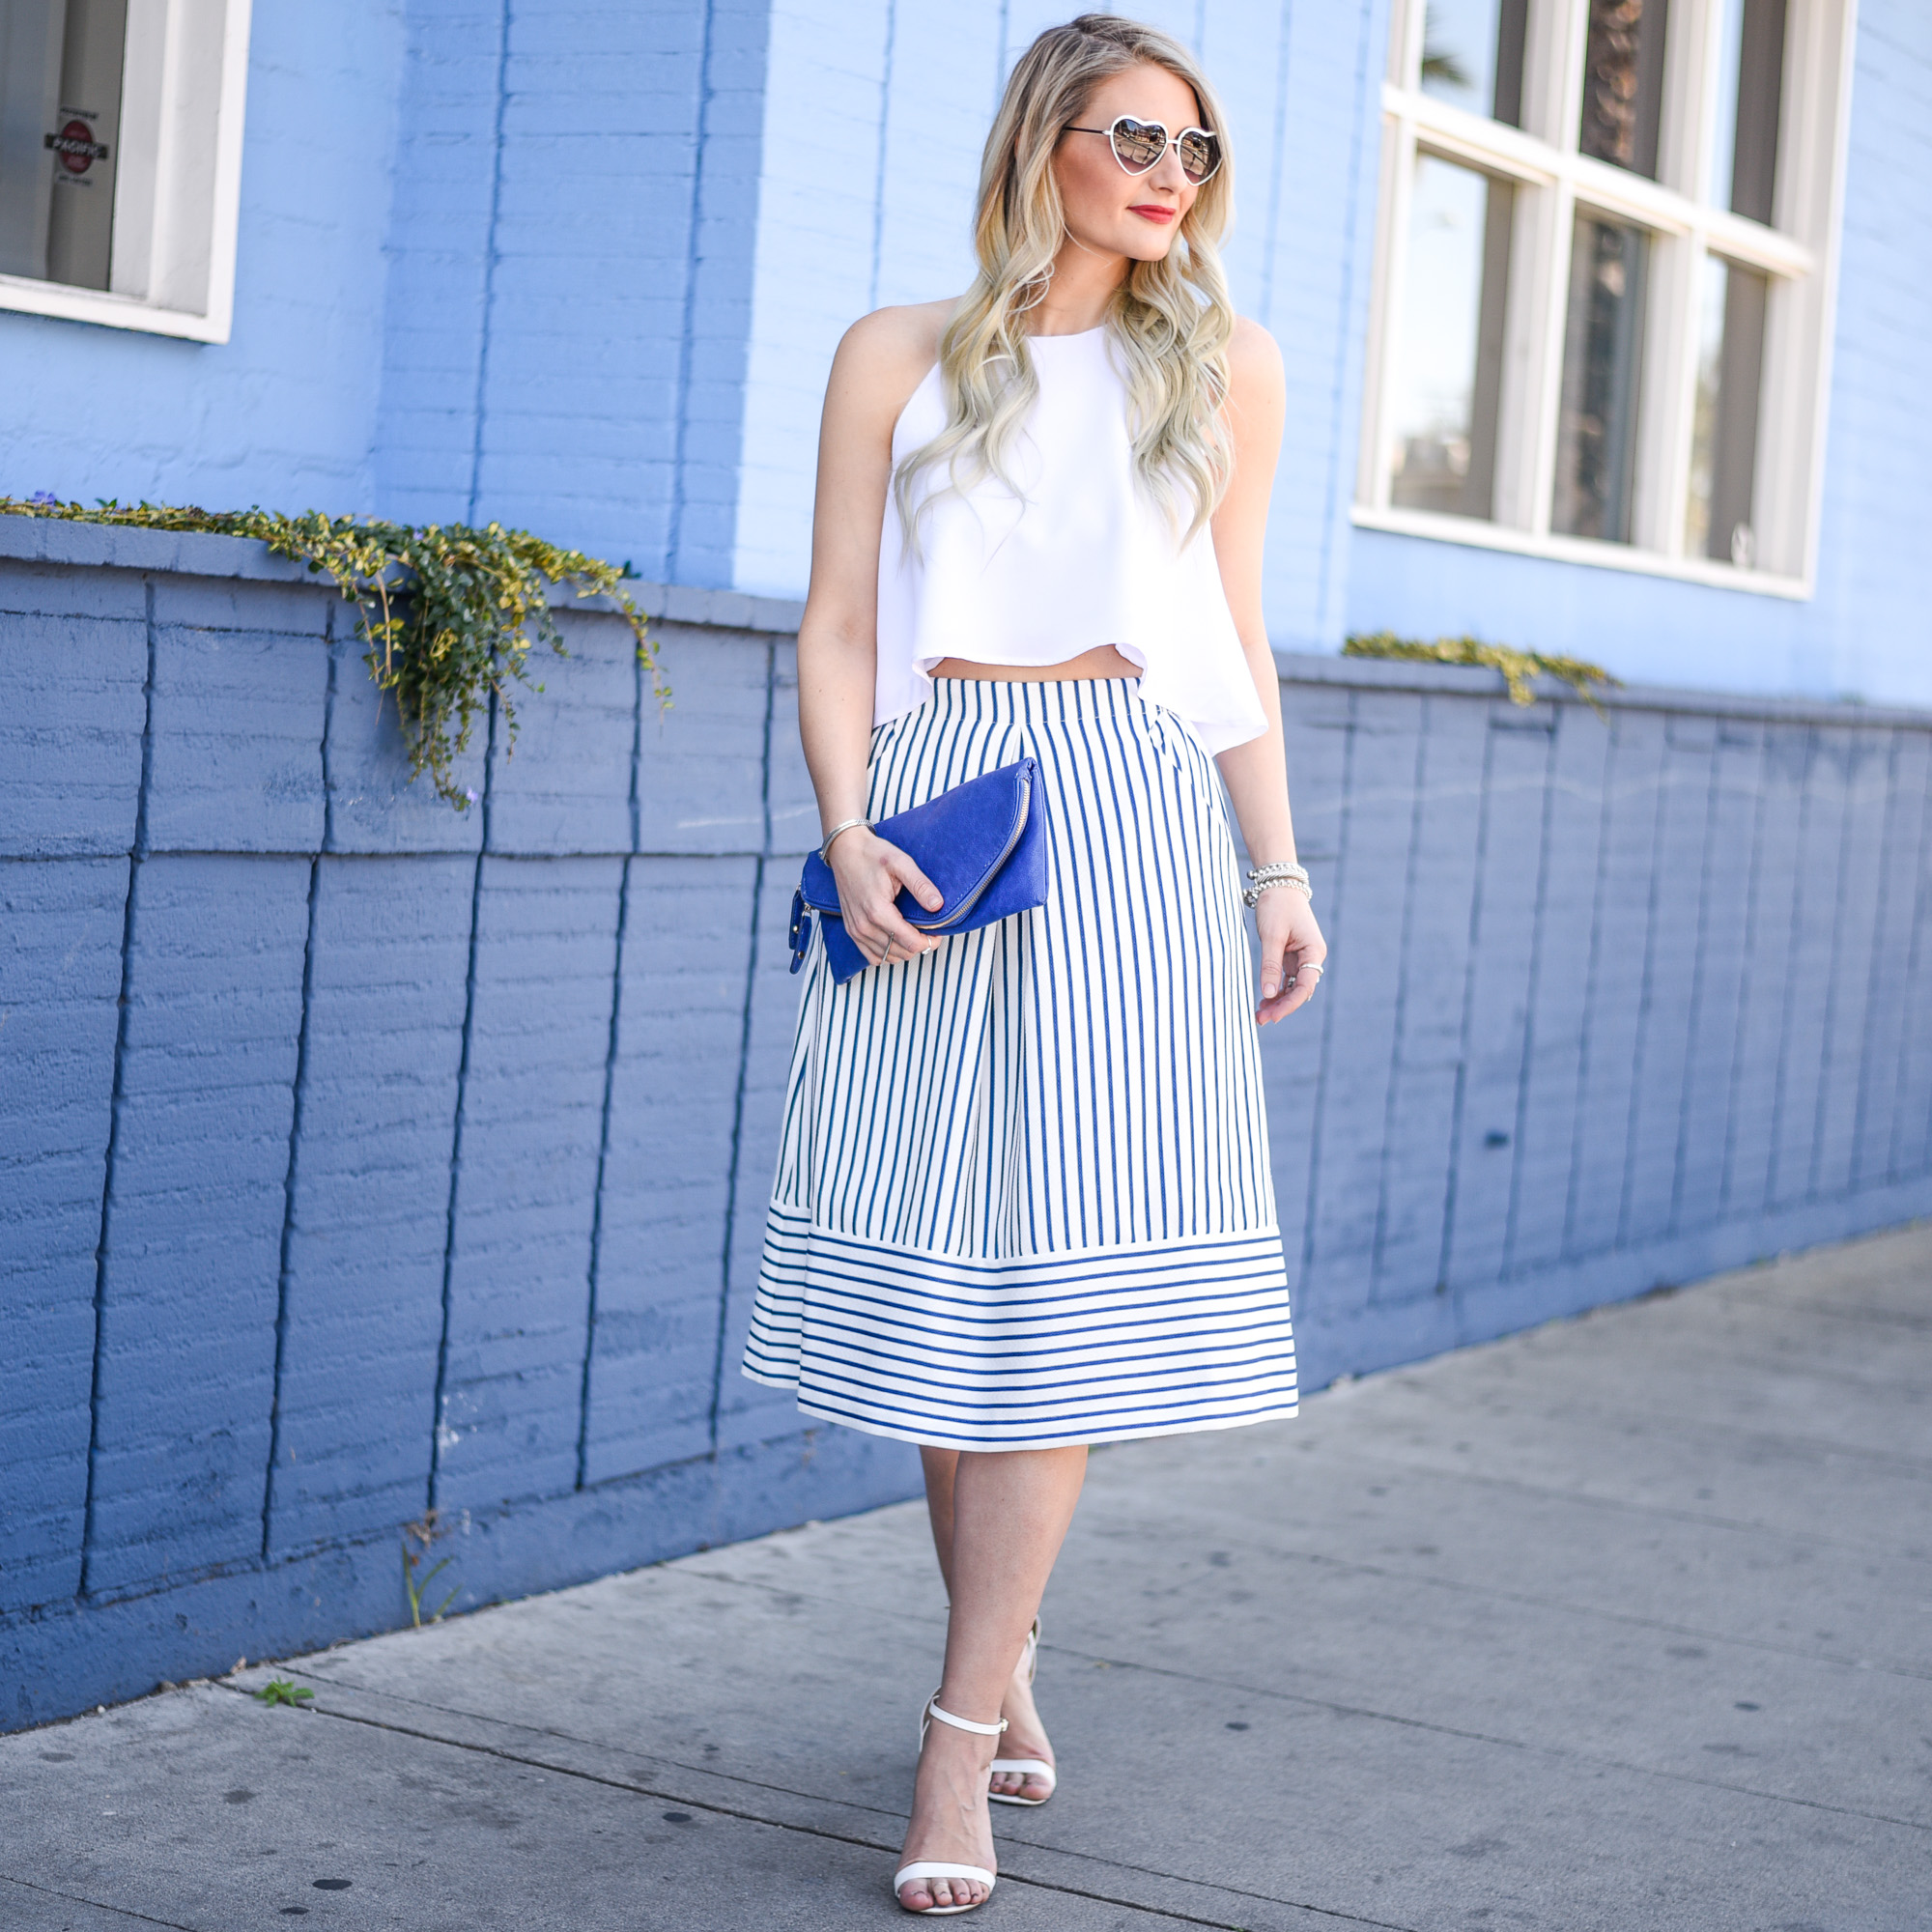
[4,1227,1928,1932]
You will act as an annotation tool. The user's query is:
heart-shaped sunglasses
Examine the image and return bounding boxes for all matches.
[1064,114,1223,185]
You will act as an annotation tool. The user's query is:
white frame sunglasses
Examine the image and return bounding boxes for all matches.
[1064,114,1224,185]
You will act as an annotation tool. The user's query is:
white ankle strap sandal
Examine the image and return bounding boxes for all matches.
[988,1616,1057,1807]
[895,1697,1004,1916]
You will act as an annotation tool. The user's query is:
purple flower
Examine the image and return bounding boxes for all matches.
[465,788,478,804]
[26,490,58,507]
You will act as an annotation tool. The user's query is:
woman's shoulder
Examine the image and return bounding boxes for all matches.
[835,300,955,392]
[825,298,957,441]
[1224,315,1285,392]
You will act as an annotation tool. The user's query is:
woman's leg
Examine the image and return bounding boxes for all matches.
[921,1447,1064,1803]
[898,1445,1088,1911]
[921,1445,962,1596]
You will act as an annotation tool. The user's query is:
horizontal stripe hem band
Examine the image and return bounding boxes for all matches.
[739,1366,1299,1451]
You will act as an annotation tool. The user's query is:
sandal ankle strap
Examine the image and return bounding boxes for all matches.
[925,1698,1008,1737]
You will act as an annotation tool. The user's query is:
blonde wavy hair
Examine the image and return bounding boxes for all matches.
[893,14,1237,547]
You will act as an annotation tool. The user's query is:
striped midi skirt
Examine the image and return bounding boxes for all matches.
[742,674,1297,1449]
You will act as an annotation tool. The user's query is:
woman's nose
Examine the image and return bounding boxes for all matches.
[1148,144,1189,191]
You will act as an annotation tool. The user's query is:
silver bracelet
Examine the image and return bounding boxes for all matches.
[819,816,871,863]
[1243,861,1311,909]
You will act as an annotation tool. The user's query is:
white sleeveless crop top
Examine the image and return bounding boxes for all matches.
[874,326,1268,754]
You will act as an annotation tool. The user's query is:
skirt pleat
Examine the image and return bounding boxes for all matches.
[742,674,1296,1449]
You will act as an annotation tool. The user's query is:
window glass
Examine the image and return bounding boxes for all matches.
[0,0,127,289]
[1552,212,1650,543]
[1706,0,1747,208]
[1711,0,1785,221]
[1388,154,1516,521]
[1417,0,1528,126]
[1579,0,1670,179]
[1685,253,1767,563]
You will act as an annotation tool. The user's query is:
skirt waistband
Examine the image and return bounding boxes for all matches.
[921,671,1149,725]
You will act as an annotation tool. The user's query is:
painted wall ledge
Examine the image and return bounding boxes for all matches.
[0,512,809,636]
[6,513,1921,732]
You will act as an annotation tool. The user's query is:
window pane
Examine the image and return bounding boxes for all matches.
[1579,0,1670,179]
[0,0,127,290]
[1552,213,1650,544]
[1388,154,1515,521]
[1417,0,1528,126]
[1710,0,1785,221]
[1685,255,1768,564]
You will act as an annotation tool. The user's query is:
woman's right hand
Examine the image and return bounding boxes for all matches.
[830,827,945,967]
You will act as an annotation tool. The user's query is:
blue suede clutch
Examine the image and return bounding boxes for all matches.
[788,756,1049,985]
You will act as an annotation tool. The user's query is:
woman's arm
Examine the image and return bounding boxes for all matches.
[1211,317,1328,1025]
[796,303,952,965]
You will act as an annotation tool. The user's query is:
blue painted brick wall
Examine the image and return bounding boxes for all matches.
[3,523,1931,1727]
[4,1,1927,705]
[1505,706,1610,1280]
[85,852,312,1597]
[0,860,126,1611]
[581,853,758,1483]
[265,854,475,1560]
[436,853,625,1508]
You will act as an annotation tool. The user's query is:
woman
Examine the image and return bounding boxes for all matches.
[742,14,1325,1916]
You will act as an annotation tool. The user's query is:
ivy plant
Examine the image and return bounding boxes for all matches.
[1,496,666,810]
[1345,630,1618,716]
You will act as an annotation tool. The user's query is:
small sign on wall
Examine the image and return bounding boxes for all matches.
[0,0,127,291]
[45,0,128,290]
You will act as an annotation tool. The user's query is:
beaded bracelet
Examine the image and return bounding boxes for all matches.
[1242,861,1311,909]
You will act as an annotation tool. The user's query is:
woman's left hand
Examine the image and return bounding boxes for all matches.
[1253,887,1325,1025]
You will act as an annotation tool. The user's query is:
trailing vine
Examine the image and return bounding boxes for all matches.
[2,495,665,810]
[1345,630,1619,716]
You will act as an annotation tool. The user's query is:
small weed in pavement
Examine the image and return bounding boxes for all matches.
[254,1681,314,1709]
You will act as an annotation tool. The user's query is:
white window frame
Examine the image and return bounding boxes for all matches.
[0,0,252,343]
[1354,0,1858,598]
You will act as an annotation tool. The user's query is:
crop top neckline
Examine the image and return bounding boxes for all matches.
[892,325,1112,445]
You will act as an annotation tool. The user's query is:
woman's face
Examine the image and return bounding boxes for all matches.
[1051,62,1208,264]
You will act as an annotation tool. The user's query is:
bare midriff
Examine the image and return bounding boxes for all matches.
[927,644,1140,683]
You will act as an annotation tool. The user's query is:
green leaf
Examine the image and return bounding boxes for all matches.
[1343,630,1618,717]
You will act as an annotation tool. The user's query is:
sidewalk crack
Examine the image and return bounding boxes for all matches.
[210,1681,1419,1930]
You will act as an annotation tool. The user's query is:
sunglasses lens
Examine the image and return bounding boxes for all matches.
[1110,117,1166,172]
[1178,130,1221,183]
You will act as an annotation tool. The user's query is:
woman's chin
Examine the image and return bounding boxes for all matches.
[1121,220,1180,259]
[1064,220,1179,265]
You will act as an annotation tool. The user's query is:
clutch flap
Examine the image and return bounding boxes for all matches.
[800,757,1036,932]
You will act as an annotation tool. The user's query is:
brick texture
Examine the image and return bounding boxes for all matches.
[2,546,1929,1722]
